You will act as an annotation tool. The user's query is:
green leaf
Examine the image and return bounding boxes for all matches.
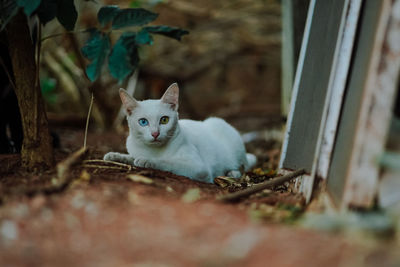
[37,0,57,26]
[129,0,143,8]
[130,0,164,8]
[112,8,158,29]
[0,0,19,31]
[81,29,111,81]
[135,29,153,45]
[16,0,41,16]
[97,5,119,27]
[143,25,189,41]
[108,32,139,82]
[56,0,77,31]
[41,78,57,104]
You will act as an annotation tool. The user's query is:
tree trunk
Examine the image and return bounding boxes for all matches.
[6,12,54,171]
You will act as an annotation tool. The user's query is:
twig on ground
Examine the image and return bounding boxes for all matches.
[9,147,89,197]
[217,169,306,202]
[83,164,132,171]
[82,159,135,171]
[57,147,88,180]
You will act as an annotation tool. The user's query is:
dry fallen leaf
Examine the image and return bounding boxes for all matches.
[127,174,153,184]
[249,203,303,224]
[181,188,202,203]
[214,176,238,188]
[166,186,174,193]
[127,191,141,205]
[252,168,276,176]
[80,170,91,181]
[69,170,91,188]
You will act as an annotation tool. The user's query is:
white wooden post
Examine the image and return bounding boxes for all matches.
[314,0,363,181]
[279,0,350,202]
[279,0,400,209]
[332,0,400,209]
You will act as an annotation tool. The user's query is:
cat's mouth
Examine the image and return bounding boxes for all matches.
[149,139,163,145]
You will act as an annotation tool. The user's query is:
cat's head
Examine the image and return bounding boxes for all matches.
[119,83,179,146]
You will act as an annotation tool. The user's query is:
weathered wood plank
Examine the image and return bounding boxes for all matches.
[328,0,400,208]
[343,0,400,208]
[315,0,363,180]
[280,0,346,174]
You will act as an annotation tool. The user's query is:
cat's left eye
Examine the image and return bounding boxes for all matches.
[160,116,169,124]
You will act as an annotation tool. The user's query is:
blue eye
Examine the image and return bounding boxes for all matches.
[138,118,148,126]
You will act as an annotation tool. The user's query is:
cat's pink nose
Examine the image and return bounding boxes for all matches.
[151,131,160,139]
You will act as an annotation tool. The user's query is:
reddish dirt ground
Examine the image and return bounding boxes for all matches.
[0,128,399,266]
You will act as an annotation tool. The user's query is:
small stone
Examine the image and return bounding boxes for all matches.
[12,204,29,219]
[31,195,46,210]
[84,202,99,217]
[1,220,18,242]
[41,208,54,222]
[70,191,86,209]
[223,228,260,260]
[64,213,81,229]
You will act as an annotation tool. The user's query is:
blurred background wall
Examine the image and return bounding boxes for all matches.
[42,0,282,131]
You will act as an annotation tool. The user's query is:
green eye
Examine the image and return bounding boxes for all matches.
[160,116,169,124]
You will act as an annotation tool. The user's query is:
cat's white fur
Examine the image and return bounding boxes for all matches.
[104,83,256,183]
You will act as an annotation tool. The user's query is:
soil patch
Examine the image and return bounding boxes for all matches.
[0,127,398,266]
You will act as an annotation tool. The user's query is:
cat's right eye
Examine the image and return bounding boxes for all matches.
[138,118,149,126]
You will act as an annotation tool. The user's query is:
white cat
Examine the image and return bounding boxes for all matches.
[103,83,256,183]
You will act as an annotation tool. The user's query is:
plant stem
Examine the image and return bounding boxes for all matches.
[41,29,90,42]
[84,93,94,148]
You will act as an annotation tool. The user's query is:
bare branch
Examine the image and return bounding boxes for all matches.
[217,169,306,202]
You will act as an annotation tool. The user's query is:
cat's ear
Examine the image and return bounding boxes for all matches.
[161,83,179,111]
[119,88,138,116]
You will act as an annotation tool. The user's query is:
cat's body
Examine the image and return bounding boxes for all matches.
[104,83,256,183]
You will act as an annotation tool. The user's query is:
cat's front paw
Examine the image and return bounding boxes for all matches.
[103,152,120,162]
[103,152,135,165]
[133,158,156,169]
[226,170,242,178]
